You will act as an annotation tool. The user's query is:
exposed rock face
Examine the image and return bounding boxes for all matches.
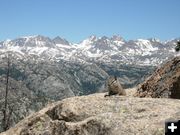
[135,56,180,99]
[1,93,180,135]
[52,36,70,45]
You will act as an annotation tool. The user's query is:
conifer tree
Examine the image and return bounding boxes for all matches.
[175,41,180,52]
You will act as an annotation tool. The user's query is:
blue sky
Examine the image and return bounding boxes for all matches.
[0,0,180,43]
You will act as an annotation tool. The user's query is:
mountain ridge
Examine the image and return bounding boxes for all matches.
[1,35,178,44]
[0,35,179,66]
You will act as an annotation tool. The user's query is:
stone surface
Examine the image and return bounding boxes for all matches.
[1,93,180,135]
[135,56,180,99]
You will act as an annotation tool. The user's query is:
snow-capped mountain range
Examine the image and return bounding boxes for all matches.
[0,35,179,66]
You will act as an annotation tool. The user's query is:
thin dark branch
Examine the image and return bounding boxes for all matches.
[3,53,10,131]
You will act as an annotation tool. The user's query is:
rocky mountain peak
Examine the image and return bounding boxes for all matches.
[53,36,70,45]
[33,35,50,40]
[111,35,124,41]
[3,35,55,48]
[148,38,161,43]
[79,35,97,46]
[136,39,151,45]
[94,36,110,46]
[99,36,109,40]
[89,35,97,41]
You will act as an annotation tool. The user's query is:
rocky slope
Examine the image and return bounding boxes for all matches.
[1,93,180,135]
[135,56,180,99]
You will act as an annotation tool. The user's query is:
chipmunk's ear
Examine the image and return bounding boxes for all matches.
[114,76,117,80]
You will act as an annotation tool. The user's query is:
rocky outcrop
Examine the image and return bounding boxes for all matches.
[1,93,180,135]
[135,56,180,99]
